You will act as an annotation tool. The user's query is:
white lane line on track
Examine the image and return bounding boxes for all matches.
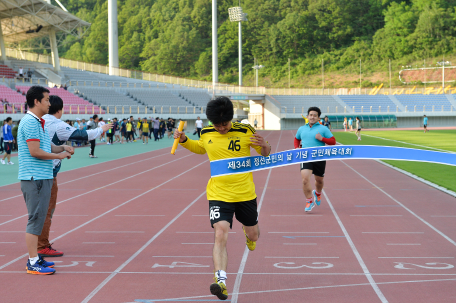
[387,244,421,246]
[375,160,456,198]
[0,158,207,271]
[0,150,171,201]
[80,190,207,303]
[0,154,193,228]
[231,130,281,303]
[85,231,144,234]
[268,232,329,234]
[283,243,316,245]
[115,215,165,217]
[361,134,456,154]
[176,232,236,234]
[54,215,89,216]
[351,215,403,217]
[342,161,456,248]
[181,243,213,245]
[63,255,114,258]
[136,278,456,302]
[323,190,388,303]
[152,256,212,258]
[5,271,456,276]
[264,257,339,259]
[82,242,116,244]
[0,230,54,233]
[271,215,322,217]
[378,257,454,259]
[362,231,424,234]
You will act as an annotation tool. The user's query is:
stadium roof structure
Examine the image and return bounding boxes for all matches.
[0,0,90,44]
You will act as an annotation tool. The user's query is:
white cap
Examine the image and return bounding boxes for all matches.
[76,118,81,121]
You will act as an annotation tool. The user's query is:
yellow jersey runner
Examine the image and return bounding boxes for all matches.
[180,122,266,202]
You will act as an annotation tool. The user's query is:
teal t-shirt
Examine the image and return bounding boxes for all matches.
[18,113,53,180]
[424,117,428,125]
[295,123,333,148]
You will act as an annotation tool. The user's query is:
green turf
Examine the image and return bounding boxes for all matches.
[334,130,456,193]
[0,134,199,187]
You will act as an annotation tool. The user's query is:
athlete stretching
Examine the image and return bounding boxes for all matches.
[295,107,336,212]
[174,97,271,300]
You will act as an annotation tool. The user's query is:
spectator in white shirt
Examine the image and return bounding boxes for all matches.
[195,116,203,138]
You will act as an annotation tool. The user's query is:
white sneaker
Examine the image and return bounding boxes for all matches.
[1,159,5,165]
[7,161,14,165]
[107,143,111,145]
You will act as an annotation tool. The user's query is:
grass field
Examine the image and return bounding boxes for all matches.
[334,130,456,193]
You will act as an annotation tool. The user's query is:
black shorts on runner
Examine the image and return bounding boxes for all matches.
[142,132,149,137]
[300,160,326,177]
[209,198,258,229]
[4,142,12,155]
[167,127,173,132]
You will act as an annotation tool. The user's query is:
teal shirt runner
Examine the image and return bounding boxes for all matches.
[295,123,333,148]
[18,113,53,180]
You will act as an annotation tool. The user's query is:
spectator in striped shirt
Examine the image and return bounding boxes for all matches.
[19,86,73,275]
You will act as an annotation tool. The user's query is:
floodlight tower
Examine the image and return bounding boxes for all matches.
[252,62,264,94]
[108,0,119,76]
[228,5,247,88]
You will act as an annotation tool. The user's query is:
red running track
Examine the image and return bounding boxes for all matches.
[1,130,456,303]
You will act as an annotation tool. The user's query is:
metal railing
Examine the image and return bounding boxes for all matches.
[0,104,206,115]
[103,105,206,115]
[1,77,49,85]
[280,105,455,114]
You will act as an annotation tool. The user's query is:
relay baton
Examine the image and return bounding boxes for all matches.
[171,121,185,155]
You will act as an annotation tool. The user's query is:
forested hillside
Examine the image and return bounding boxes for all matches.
[58,0,456,87]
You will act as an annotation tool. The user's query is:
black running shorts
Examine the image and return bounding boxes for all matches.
[142,132,149,137]
[4,142,12,155]
[208,198,258,229]
[300,160,326,177]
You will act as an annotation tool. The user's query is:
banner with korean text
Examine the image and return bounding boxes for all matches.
[210,145,456,177]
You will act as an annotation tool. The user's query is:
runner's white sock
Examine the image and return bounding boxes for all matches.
[306,198,313,203]
[216,270,227,286]
[29,256,39,265]
[315,191,321,196]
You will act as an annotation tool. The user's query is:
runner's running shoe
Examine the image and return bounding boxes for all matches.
[243,226,256,251]
[26,258,55,275]
[210,276,228,300]
[26,256,55,269]
[305,200,315,212]
[38,244,64,257]
[312,190,321,206]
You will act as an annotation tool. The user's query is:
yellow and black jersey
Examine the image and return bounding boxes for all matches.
[180,122,269,202]
[142,122,149,132]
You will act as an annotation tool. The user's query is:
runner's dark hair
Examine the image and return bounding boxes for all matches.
[206,96,234,125]
[48,95,63,115]
[307,106,321,117]
[26,86,50,109]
